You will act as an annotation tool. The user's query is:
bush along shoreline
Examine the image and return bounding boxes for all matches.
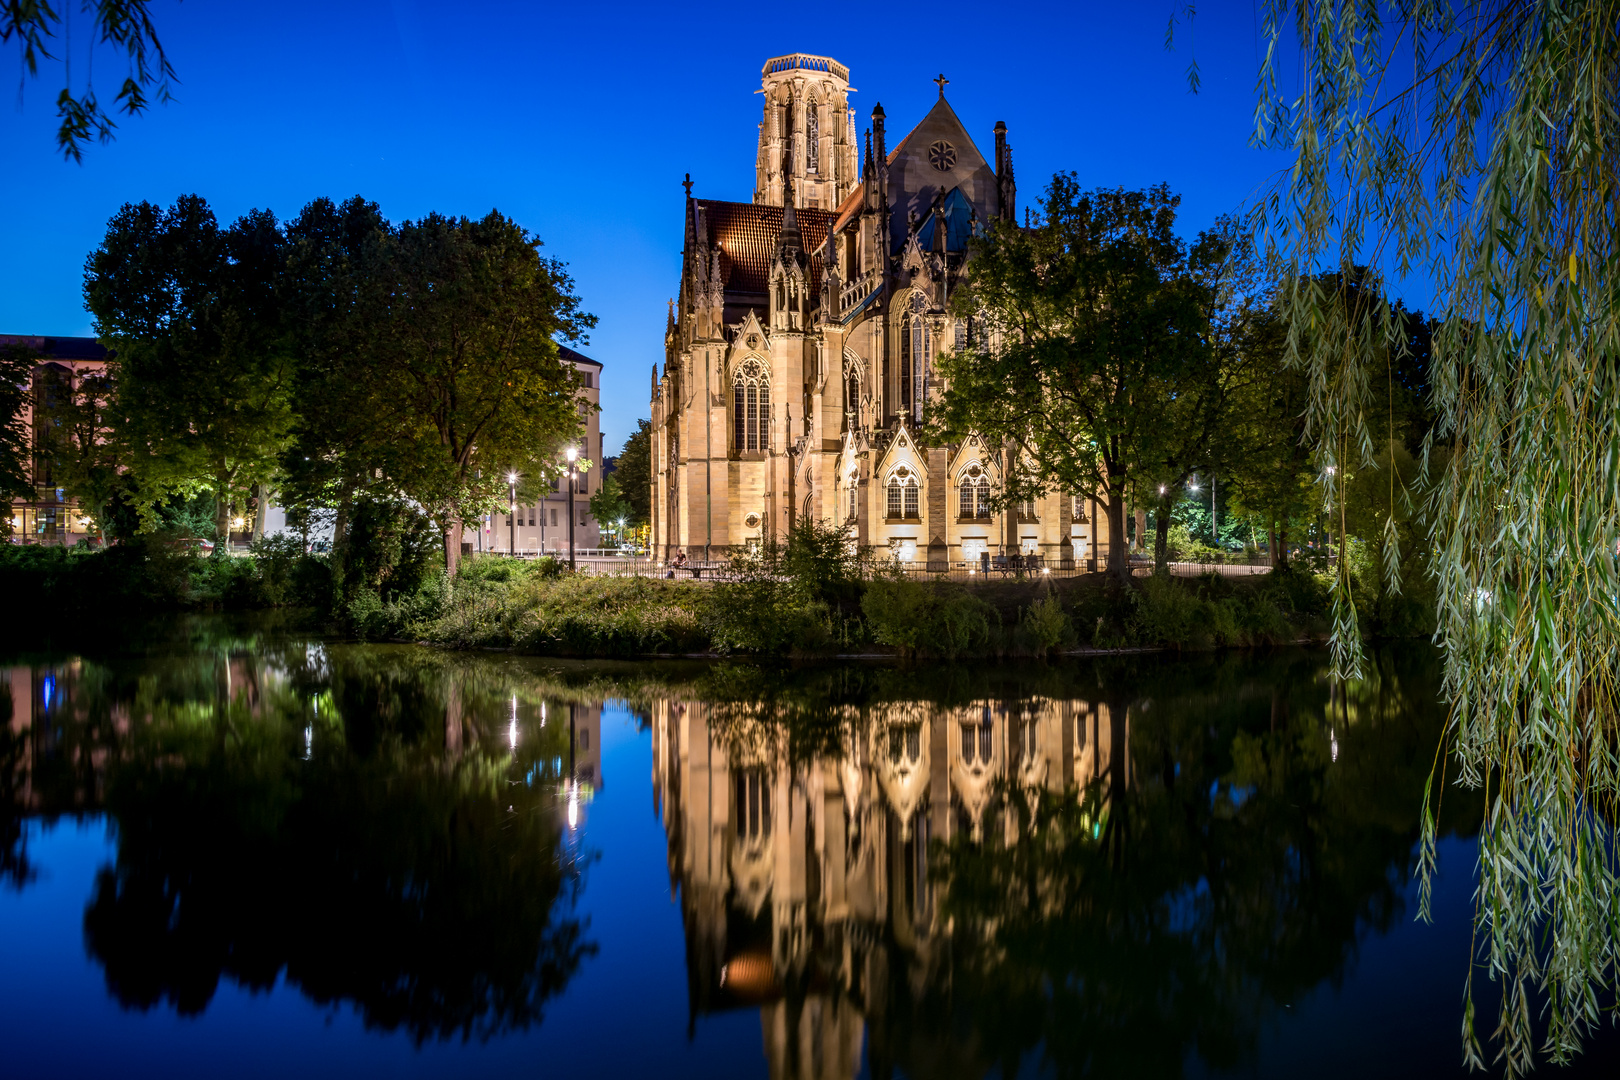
[402,520,1357,660]
[2,518,1415,660]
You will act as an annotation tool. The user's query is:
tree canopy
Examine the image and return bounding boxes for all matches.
[936,179,1229,581]
[84,195,295,540]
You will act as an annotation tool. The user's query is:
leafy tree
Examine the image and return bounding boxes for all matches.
[84,195,295,542]
[282,200,594,576]
[0,344,38,529]
[3,1,176,160]
[588,475,629,541]
[1131,215,1270,574]
[936,179,1211,581]
[611,418,652,527]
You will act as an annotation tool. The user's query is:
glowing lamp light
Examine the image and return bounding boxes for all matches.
[231,516,246,530]
[508,472,518,484]
[567,781,579,830]
[1159,485,1166,495]
[566,445,578,464]
[1042,567,1051,575]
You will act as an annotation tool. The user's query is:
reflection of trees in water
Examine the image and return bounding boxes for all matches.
[83,752,589,1042]
[0,633,594,1043]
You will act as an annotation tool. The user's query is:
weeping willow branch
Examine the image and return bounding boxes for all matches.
[1252,1,1620,1072]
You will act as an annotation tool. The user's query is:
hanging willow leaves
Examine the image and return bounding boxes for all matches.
[1246,0,1620,1072]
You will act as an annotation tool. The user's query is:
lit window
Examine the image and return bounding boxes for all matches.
[733,359,769,451]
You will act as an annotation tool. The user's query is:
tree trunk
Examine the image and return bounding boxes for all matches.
[331,489,353,593]
[214,486,230,546]
[1154,496,1172,575]
[1274,523,1289,571]
[252,482,266,543]
[1104,495,1130,581]
[445,517,464,577]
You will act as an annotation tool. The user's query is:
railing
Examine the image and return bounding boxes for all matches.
[840,271,880,316]
[762,54,849,82]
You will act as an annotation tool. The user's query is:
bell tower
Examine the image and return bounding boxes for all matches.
[754,53,860,212]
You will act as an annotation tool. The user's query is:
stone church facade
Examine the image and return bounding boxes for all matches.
[650,53,1113,567]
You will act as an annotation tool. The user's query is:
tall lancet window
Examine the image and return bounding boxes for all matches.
[733,359,769,452]
[806,99,819,174]
[907,293,929,422]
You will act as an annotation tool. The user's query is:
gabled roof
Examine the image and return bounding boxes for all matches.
[558,343,602,369]
[692,200,835,299]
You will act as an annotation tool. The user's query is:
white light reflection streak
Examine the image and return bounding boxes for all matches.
[567,780,579,830]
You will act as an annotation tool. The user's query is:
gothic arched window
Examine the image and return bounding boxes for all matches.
[958,463,991,518]
[901,293,929,421]
[886,465,919,519]
[733,359,770,452]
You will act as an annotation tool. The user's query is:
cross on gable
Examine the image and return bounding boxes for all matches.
[933,73,949,96]
[682,172,693,197]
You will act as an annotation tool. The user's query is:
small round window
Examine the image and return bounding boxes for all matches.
[744,513,761,529]
[928,140,957,171]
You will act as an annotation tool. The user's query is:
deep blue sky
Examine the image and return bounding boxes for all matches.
[0,0,1290,456]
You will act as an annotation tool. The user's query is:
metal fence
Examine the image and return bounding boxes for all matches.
[467,546,1278,582]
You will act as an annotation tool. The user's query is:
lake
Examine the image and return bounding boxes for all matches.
[2,616,1616,1078]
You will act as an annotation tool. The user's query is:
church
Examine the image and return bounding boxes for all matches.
[650,53,1113,568]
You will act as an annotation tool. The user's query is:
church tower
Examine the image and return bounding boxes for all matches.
[754,53,860,211]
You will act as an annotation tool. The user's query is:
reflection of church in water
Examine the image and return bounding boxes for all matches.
[651,692,1128,1078]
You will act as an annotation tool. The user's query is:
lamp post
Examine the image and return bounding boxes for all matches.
[565,446,577,572]
[508,472,517,556]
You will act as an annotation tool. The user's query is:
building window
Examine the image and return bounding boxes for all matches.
[733,359,769,451]
[902,293,929,420]
[886,469,919,519]
[583,371,593,389]
[737,770,771,840]
[550,509,559,527]
[806,97,819,174]
[1072,494,1088,523]
[959,465,990,517]
[528,505,536,526]
[1017,498,1036,519]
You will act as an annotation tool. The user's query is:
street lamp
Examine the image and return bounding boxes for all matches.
[565,446,578,572]
[508,472,518,556]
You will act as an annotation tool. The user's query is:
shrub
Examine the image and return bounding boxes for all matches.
[862,579,995,658]
[1018,594,1071,655]
[1130,574,1203,647]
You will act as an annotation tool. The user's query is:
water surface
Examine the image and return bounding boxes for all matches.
[2,617,1616,1078]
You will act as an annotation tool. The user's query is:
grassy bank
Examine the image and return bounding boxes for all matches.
[402,554,1338,659]
[2,526,1400,659]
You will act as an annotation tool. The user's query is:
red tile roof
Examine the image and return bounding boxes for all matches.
[696,200,834,299]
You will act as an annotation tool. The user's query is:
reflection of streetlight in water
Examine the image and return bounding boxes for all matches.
[509,693,519,752]
[567,780,579,831]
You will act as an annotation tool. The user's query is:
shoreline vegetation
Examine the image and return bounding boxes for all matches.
[1,519,1436,660]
